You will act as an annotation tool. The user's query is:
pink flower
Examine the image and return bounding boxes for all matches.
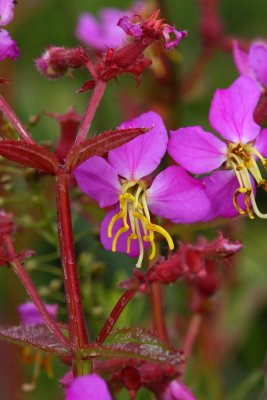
[0,29,20,61]
[75,7,131,51]
[162,380,197,400]
[66,374,112,400]
[74,111,210,267]
[0,0,14,26]
[233,40,267,88]
[168,76,267,220]
[17,302,58,325]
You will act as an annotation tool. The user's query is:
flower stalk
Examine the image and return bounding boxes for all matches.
[96,288,137,344]
[4,235,69,348]
[0,95,35,144]
[56,171,89,350]
[75,80,107,145]
[150,282,168,343]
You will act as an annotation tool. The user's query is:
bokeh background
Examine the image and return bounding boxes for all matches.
[1,0,267,399]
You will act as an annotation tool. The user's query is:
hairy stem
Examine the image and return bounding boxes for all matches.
[0,96,35,144]
[96,289,137,344]
[150,282,168,342]
[75,80,106,145]
[4,236,69,348]
[56,172,88,350]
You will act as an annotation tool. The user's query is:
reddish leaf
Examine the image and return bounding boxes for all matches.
[0,140,59,174]
[0,324,70,355]
[65,127,148,171]
[79,328,183,366]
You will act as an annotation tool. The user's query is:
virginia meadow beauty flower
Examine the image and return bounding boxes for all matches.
[17,302,59,325]
[233,40,267,88]
[66,374,112,400]
[74,111,210,267]
[168,76,267,220]
[0,0,20,61]
[75,3,143,51]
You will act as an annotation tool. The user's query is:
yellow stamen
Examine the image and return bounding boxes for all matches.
[228,143,267,219]
[112,224,129,252]
[108,211,125,238]
[127,233,137,254]
[107,180,174,267]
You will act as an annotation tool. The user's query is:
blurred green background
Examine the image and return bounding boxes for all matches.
[1,0,267,399]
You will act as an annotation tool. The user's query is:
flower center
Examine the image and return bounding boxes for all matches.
[227,143,267,219]
[107,180,174,268]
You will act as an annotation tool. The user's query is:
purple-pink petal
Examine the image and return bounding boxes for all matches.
[209,76,261,143]
[255,128,267,157]
[202,169,249,220]
[73,156,121,208]
[162,380,197,400]
[75,8,127,51]
[100,206,150,257]
[66,374,112,400]
[0,0,14,26]
[232,41,253,77]
[147,166,211,224]
[17,302,58,325]
[168,126,227,174]
[0,29,20,61]
[249,44,267,87]
[163,27,187,50]
[108,111,168,180]
[117,15,142,38]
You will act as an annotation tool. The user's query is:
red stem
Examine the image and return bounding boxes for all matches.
[180,313,202,376]
[96,289,137,344]
[56,172,89,350]
[4,236,70,349]
[75,80,106,145]
[0,95,35,144]
[150,282,168,343]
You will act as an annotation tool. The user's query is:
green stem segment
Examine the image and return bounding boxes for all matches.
[56,172,89,350]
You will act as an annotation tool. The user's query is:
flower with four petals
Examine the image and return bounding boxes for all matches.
[74,111,210,267]
[168,76,267,220]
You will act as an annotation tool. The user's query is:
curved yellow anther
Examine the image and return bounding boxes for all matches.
[112,225,129,252]
[127,233,137,254]
[107,211,125,238]
[147,223,174,250]
[233,187,254,219]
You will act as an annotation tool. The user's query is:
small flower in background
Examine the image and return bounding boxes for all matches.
[0,29,20,61]
[17,302,58,325]
[0,0,20,61]
[75,2,144,51]
[168,76,267,220]
[0,0,14,26]
[162,380,197,400]
[233,40,267,88]
[66,374,112,400]
[74,111,210,267]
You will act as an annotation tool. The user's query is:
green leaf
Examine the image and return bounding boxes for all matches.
[79,328,183,365]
